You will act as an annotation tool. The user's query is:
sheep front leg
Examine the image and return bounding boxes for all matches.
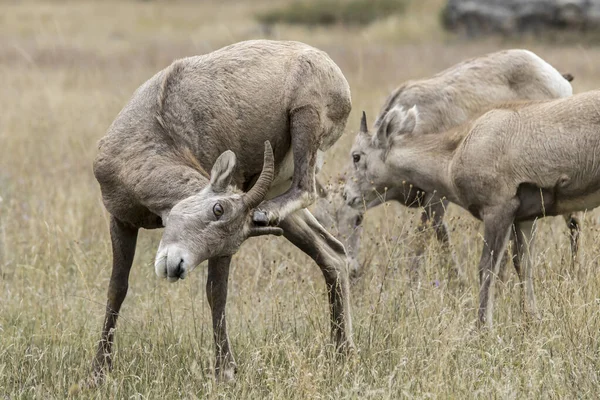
[253,106,321,226]
[90,216,138,385]
[206,256,237,382]
[409,193,463,283]
[478,201,518,328]
[279,209,354,352]
[421,196,463,280]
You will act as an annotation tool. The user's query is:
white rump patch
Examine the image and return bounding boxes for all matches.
[524,50,573,98]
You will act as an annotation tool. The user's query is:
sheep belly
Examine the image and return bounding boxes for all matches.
[555,189,600,214]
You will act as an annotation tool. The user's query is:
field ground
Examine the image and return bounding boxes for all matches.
[2,0,600,398]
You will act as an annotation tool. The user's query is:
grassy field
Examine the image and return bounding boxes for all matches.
[2,0,600,398]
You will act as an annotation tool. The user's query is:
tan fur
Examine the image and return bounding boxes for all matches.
[339,48,578,281]
[90,40,354,384]
[358,90,600,327]
[374,49,572,133]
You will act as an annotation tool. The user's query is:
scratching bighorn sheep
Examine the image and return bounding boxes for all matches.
[325,49,579,279]
[345,90,600,326]
[91,40,354,382]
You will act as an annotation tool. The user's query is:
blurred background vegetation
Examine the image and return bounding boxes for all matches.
[255,0,600,41]
[256,0,408,27]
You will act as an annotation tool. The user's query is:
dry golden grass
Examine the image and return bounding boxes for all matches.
[2,0,600,398]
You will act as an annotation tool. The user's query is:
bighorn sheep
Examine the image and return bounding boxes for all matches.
[91,40,354,383]
[327,49,579,279]
[312,177,364,276]
[345,90,600,326]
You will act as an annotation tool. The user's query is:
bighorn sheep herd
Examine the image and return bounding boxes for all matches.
[318,49,580,280]
[344,90,600,326]
[90,39,597,382]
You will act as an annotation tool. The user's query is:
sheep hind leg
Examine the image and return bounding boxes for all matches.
[253,106,322,226]
[564,213,581,271]
[279,208,354,352]
[88,216,138,386]
[497,225,520,285]
[513,220,540,322]
[478,200,519,328]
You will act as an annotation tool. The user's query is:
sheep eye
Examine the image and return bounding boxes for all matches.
[352,153,361,163]
[213,203,224,218]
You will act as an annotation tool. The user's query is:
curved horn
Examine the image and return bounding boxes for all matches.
[243,141,275,209]
[360,111,368,134]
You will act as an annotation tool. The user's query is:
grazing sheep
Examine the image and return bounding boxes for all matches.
[345,90,600,326]
[321,49,579,280]
[312,177,364,277]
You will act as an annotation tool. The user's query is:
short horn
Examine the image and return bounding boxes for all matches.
[244,141,275,209]
[360,111,368,134]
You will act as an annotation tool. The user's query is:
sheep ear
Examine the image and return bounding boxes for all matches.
[210,150,236,193]
[375,105,419,148]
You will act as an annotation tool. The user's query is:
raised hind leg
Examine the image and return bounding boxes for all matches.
[254,106,331,226]
[279,208,354,351]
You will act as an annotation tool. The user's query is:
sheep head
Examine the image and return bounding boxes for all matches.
[343,107,420,208]
[155,141,282,282]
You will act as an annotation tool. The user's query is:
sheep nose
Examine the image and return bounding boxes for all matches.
[165,246,189,281]
[342,191,347,201]
[174,258,184,278]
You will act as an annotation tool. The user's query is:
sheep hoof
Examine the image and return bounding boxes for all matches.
[216,365,237,383]
[252,210,270,226]
[252,209,280,226]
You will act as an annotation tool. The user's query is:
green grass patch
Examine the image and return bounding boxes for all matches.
[256,0,408,27]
